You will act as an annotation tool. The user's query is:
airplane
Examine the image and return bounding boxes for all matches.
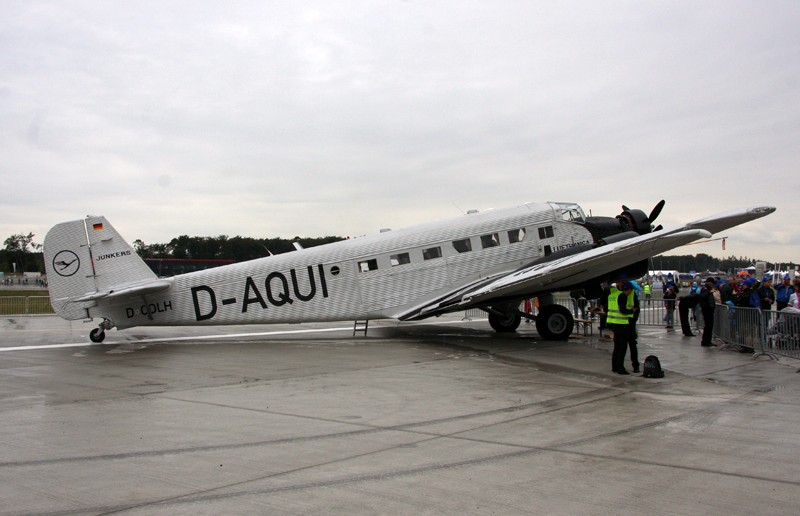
[43,201,775,343]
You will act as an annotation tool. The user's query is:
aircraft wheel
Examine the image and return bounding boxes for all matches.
[488,311,521,333]
[535,304,573,340]
[89,328,106,343]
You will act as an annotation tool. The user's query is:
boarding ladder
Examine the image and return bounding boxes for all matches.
[353,320,369,337]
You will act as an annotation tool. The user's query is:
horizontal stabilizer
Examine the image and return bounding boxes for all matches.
[73,279,172,303]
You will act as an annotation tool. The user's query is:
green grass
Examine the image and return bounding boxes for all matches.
[0,289,50,297]
[0,289,53,315]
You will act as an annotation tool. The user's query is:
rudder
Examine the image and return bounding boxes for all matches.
[44,216,157,320]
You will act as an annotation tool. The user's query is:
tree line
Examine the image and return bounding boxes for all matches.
[1,232,792,275]
[131,234,345,261]
[1,233,345,274]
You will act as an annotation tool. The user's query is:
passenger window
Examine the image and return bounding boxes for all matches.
[480,233,500,249]
[422,246,442,260]
[390,252,411,266]
[538,226,554,239]
[453,238,472,253]
[508,228,526,243]
[358,259,378,273]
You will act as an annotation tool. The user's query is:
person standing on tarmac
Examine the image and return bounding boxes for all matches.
[607,280,638,375]
[776,275,794,311]
[699,277,717,347]
[627,284,641,372]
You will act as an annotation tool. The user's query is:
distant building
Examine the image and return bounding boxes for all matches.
[144,258,234,277]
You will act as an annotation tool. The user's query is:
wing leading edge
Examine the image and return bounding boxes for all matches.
[398,205,775,320]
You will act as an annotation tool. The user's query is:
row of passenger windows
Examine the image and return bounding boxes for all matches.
[357,227,540,273]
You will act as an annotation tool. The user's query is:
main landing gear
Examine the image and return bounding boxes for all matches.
[89,319,113,343]
[487,303,573,341]
[534,304,573,341]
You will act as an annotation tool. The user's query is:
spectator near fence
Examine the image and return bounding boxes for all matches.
[776,275,794,311]
[790,284,800,310]
[663,286,676,329]
[719,276,736,305]
[757,276,775,310]
[736,278,759,308]
[699,277,717,347]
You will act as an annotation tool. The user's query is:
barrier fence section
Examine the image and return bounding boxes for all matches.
[0,296,55,316]
[713,304,800,361]
[462,295,679,330]
[559,295,676,328]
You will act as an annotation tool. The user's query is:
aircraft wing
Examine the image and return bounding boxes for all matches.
[398,205,775,320]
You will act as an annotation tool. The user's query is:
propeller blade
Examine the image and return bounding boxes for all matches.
[622,204,630,211]
[648,200,665,222]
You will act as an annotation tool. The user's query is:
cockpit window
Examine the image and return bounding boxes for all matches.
[556,203,586,223]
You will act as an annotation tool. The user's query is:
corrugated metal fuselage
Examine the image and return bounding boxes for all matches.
[95,202,594,330]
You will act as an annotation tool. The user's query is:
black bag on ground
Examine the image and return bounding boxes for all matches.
[642,355,665,378]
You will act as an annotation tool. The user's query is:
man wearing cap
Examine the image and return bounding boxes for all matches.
[699,277,717,347]
[736,278,759,308]
[757,276,775,310]
[607,279,638,374]
[719,276,736,305]
[776,275,794,311]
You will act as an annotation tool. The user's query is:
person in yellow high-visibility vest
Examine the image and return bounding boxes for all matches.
[607,280,638,375]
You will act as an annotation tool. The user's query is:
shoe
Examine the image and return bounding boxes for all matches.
[701,343,713,347]
[617,370,630,375]
[632,367,640,373]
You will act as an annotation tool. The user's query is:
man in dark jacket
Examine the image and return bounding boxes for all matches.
[699,277,717,346]
[627,285,641,372]
[757,276,775,310]
[736,278,759,308]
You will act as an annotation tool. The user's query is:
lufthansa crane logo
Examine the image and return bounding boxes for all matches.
[53,250,80,277]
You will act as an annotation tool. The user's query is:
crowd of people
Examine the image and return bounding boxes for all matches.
[589,271,800,374]
[0,276,47,287]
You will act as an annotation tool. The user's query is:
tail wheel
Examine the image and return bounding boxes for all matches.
[89,328,106,343]
[535,304,573,340]
[488,311,521,333]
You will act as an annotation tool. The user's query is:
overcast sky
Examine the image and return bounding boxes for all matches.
[2,1,798,263]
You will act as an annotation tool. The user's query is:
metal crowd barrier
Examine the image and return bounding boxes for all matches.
[0,296,55,315]
[556,295,677,328]
[713,304,800,362]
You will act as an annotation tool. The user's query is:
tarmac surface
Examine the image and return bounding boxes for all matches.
[1,315,799,515]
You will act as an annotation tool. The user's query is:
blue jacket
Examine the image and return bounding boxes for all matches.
[776,283,794,303]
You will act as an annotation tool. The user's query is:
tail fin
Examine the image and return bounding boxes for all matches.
[44,216,157,320]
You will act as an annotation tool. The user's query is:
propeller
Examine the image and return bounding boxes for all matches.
[582,200,667,242]
[648,200,665,224]
[617,200,666,235]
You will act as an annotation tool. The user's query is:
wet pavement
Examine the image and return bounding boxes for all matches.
[1,315,799,514]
